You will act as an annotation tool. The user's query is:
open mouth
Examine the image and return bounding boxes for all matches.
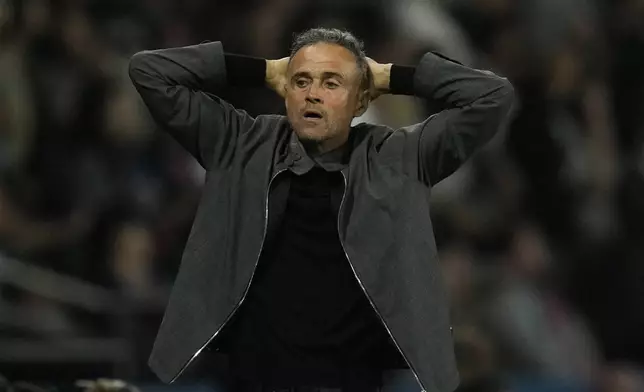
[303,110,323,120]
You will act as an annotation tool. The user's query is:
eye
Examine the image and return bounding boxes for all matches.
[325,81,339,89]
[295,79,309,88]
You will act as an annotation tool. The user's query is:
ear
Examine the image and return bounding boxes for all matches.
[353,89,370,117]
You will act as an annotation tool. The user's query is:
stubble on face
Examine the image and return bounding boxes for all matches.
[284,43,363,153]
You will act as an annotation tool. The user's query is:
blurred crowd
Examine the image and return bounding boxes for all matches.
[1,0,644,391]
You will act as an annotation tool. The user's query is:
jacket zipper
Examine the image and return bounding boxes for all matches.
[336,172,427,392]
[170,168,287,383]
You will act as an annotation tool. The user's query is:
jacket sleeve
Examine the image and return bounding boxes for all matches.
[408,52,515,186]
[128,41,255,170]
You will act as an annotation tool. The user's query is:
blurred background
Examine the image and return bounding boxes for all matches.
[1,0,643,391]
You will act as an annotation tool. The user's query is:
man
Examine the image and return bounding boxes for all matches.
[129,28,514,392]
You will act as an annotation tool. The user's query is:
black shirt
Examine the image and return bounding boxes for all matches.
[220,164,406,389]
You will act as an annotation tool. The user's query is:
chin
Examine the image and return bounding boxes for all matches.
[293,126,328,142]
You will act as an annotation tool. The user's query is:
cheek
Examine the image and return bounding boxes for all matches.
[327,93,354,120]
[285,96,298,115]
[333,90,351,103]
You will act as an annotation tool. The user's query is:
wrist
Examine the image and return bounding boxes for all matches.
[265,59,275,83]
[374,63,393,92]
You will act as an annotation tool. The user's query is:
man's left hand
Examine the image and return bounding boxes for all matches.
[367,57,392,101]
[266,57,290,98]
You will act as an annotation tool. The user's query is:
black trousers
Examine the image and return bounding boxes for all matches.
[181,349,389,392]
[225,379,378,392]
[222,366,380,392]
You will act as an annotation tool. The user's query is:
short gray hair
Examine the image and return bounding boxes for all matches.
[290,27,371,90]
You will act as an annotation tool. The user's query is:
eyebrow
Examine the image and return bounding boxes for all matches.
[292,71,346,81]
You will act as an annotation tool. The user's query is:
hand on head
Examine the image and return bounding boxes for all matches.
[366,57,391,102]
[266,57,290,98]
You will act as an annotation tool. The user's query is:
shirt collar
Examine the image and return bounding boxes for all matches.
[287,131,349,175]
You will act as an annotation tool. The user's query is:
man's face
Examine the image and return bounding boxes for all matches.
[285,43,367,150]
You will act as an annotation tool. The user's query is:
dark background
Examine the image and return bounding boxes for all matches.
[1,0,643,391]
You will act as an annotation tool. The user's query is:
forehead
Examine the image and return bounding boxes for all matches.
[289,43,359,77]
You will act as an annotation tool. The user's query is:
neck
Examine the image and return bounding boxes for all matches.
[302,132,349,156]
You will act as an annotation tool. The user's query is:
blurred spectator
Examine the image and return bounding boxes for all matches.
[599,363,644,392]
[483,223,601,386]
[441,244,504,392]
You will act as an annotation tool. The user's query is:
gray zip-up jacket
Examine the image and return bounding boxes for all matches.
[128,41,514,392]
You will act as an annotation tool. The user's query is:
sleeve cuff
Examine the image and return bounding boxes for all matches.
[389,64,416,95]
[224,53,266,87]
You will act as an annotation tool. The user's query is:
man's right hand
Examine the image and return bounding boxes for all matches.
[265,57,289,98]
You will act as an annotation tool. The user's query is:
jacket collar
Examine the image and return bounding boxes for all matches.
[281,129,350,175]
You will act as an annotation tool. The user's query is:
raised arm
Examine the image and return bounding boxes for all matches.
[128,42,267,170]
[372,52,515,186]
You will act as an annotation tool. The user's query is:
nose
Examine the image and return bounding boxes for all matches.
[306,96,322,104]
[305,83,323,104]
